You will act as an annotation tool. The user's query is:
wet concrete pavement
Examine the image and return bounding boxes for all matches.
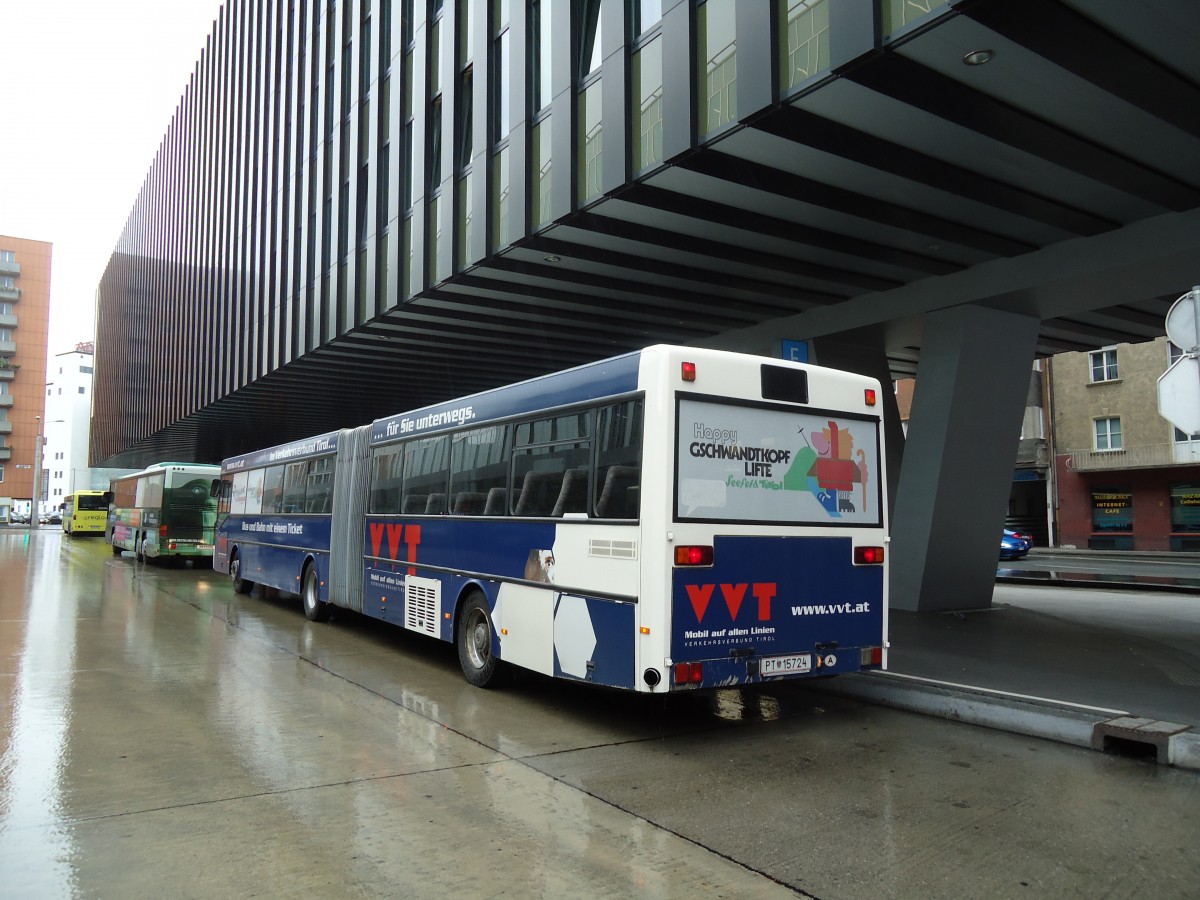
[2,531,1198,898]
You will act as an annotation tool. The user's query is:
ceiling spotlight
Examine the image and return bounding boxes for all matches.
[544,255,561,263]
[962,49,994,66]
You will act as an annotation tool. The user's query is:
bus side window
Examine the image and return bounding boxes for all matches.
[305,458,335,513]
[450,425,510,516]
[369,446,404,514]
[594,400,643,519]
[512,412,592,517]
[261,465,285,514]
[230,471,249,515]
[281,461,308,513]
[403,436,449,515]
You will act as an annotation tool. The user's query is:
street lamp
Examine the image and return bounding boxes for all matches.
[29,414,42,530]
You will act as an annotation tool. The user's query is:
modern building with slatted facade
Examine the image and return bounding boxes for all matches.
[92,0,1200,610]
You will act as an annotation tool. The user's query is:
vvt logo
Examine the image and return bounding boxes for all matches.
[685,582,777,623]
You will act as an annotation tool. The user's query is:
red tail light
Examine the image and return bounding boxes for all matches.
[159,525,169,537]
[681,361,696,382]
[674,662,704,685]
[865,388,877,407]
[860,646,883,666]
[674,545,713,566]
[854,546,885,565]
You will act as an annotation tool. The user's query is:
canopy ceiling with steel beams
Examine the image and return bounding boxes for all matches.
[98,0,1200,467]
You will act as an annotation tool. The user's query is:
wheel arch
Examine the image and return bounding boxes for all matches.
[451,579,495,645]
[301,553,322,598]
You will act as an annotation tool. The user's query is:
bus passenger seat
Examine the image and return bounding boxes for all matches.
[425,493,447,515]
[596,466,639,519]
[552,468,589,517]
[483,487,508,516]
[514,471,562,517]
[452,492,485,515]
[402,494,427,514]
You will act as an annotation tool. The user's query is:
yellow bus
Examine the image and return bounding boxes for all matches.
[63,489,110,536]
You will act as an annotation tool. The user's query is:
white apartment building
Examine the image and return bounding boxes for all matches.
[42,343,96,513]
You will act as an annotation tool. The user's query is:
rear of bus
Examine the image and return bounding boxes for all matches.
[160,466,221,560]
[64,490,109,536]
[645,347,887,691]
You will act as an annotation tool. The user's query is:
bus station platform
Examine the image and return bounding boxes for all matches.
[813,549,1200,770]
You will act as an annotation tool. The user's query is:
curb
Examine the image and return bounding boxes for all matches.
[812,671,1199,771]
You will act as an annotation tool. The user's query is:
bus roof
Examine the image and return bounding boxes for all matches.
[220,430,344,472]
[118,462,222,480]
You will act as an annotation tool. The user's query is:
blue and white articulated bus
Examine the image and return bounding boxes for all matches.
[213,345,888,692]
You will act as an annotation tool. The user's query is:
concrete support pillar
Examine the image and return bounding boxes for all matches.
[890,306,1039,612]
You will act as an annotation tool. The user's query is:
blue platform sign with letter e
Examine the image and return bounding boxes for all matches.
[780,340,809,363]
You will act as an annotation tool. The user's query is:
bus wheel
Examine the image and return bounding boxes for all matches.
[112,540,122,556]
[230,551,254,595]
[301,564,329,622]
[457,593,503,688]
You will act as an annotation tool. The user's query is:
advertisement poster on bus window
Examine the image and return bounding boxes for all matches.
[676,398,881,526]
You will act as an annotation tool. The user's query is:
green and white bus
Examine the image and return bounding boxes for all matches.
[107,462,221,563]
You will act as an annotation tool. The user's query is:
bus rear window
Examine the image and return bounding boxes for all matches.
[676,397,881,526]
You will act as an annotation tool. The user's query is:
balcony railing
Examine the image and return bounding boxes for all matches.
[0,313,15,328]
[0,447,11,461]
[0,367,13,380]
[0,260,19,276]
[0,395,12,408]
[0,287,19,302]
[0,421,11,434]
[1068,442,1200,471]
[0,341,14,356]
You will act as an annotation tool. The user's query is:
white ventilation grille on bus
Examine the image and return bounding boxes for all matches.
[405,576,441,636]
[589,539,638,560]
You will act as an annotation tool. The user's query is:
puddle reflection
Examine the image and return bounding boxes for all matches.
[0,532,78,894]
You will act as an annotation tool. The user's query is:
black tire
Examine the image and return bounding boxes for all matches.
[135,532,145,563]
[112,539,123,556]
[301,563,330,622]
[230,551,253,595]
[456,592,503,688]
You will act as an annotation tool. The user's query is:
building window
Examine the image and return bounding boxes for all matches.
[633,0,661,36]
[1089,348,1119,383]
[578,81,603,202]
[633,35,663,172]
[1171,484,1200,534]
[493,147,510,250]
[532,119,552,229]
[0,465,4,483]
[493,1,510,138]
[79,386,86,394]
[698,0,737,138]
[532,0,553,114]
[1091,489,1132,533]
[882,0,950,38]
[491,0,511,252]
[1173,426,1200,463]
[781,0,830,92]
[0,251,13,262]
[0,277,13,289]
[1093,417,1122,452]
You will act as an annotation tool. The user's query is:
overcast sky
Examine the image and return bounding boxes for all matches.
[0,0,227,356]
